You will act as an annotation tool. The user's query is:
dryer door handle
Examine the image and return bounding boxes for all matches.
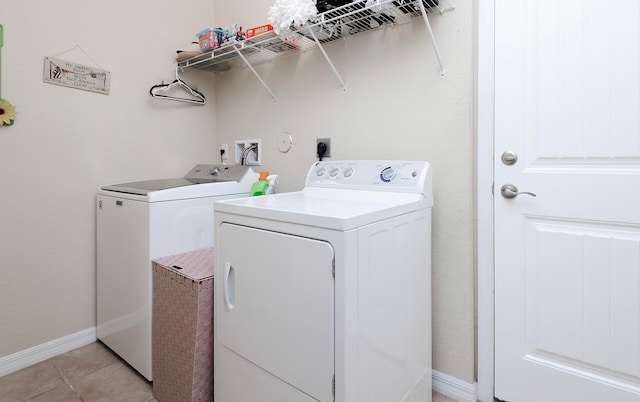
[224,262,235,311]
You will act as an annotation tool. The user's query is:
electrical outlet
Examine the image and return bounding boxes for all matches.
[316,138,331,158]
[220,144,229,160]
[235,139,262,165]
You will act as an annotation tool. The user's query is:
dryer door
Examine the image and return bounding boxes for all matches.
[218,223,335,402]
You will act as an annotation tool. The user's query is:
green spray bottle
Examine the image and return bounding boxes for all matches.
[250,171,270,196]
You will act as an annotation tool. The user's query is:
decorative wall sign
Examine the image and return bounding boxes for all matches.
[43,57,111,94]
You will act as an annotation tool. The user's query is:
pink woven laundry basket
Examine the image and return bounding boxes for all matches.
[152,247,215,402]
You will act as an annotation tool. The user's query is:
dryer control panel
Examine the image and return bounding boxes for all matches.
[185,164,254,183]
[306,160,432,195]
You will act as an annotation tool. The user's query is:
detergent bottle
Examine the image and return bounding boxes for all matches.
[250,171,270,196]
[265,174,278,195]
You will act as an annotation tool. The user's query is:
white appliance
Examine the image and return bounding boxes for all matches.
[213,160,433,402]
[96,164,258,381]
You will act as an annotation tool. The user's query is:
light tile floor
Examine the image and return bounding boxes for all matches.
[0,342,155,402]
[0,341,456,402]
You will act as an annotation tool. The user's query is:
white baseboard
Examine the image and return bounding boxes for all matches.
[433,369,477,402]
[0,327,97,377]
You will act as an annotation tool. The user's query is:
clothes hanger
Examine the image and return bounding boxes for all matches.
[149,67,206,105]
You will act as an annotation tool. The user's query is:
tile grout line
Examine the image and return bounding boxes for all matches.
[49,358,84,401]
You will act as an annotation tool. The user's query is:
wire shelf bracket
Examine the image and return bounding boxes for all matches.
[417,0,447,78]
[307,28,347,93]
[233,44,278,102]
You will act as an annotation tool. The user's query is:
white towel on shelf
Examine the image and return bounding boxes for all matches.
[268,0,318,34]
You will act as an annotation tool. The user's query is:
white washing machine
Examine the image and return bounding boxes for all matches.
[96,164,258,381]
[213,160,433,402]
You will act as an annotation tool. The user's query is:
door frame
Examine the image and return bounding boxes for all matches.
[476,0,496,401]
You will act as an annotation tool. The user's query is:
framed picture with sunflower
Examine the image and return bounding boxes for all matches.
[0,98,16,126]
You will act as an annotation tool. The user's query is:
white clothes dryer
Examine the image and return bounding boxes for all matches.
[96,164,258,380]
[213,160,433,402]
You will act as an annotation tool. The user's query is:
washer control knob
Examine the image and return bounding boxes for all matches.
[329,167,340,178]
[343,167,354,178]
[209,167,221,176]
[380,166,397,182]
[315,167,326,177]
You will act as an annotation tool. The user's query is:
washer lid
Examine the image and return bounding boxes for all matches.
[214,187,429,231]
[99,164,258,197]
[100,178,200,196]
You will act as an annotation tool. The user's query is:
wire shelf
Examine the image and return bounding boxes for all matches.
[290,0,450,43]
[177,0,453,99]
[177,32,317,72]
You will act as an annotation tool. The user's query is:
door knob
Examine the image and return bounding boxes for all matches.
[501,151,518,165]
[501,184,536,199]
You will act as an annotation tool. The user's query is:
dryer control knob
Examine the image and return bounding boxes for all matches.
[343,167,354,178]
[315,167,326,177]
[329,167,340,178]
[380,166,397,182]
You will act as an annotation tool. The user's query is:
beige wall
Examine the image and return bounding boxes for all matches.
[0,0,477,388]
[213,0,476,384]
[0,1,217,356]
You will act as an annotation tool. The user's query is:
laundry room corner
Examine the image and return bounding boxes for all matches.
[1,0,479,398]
[0,1,218,361]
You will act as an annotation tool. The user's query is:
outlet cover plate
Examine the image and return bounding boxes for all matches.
[316,138,331,158]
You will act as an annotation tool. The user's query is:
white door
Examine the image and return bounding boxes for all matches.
[494,1,640,401]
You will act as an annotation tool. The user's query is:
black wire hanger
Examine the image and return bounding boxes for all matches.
[149,67,206,105]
